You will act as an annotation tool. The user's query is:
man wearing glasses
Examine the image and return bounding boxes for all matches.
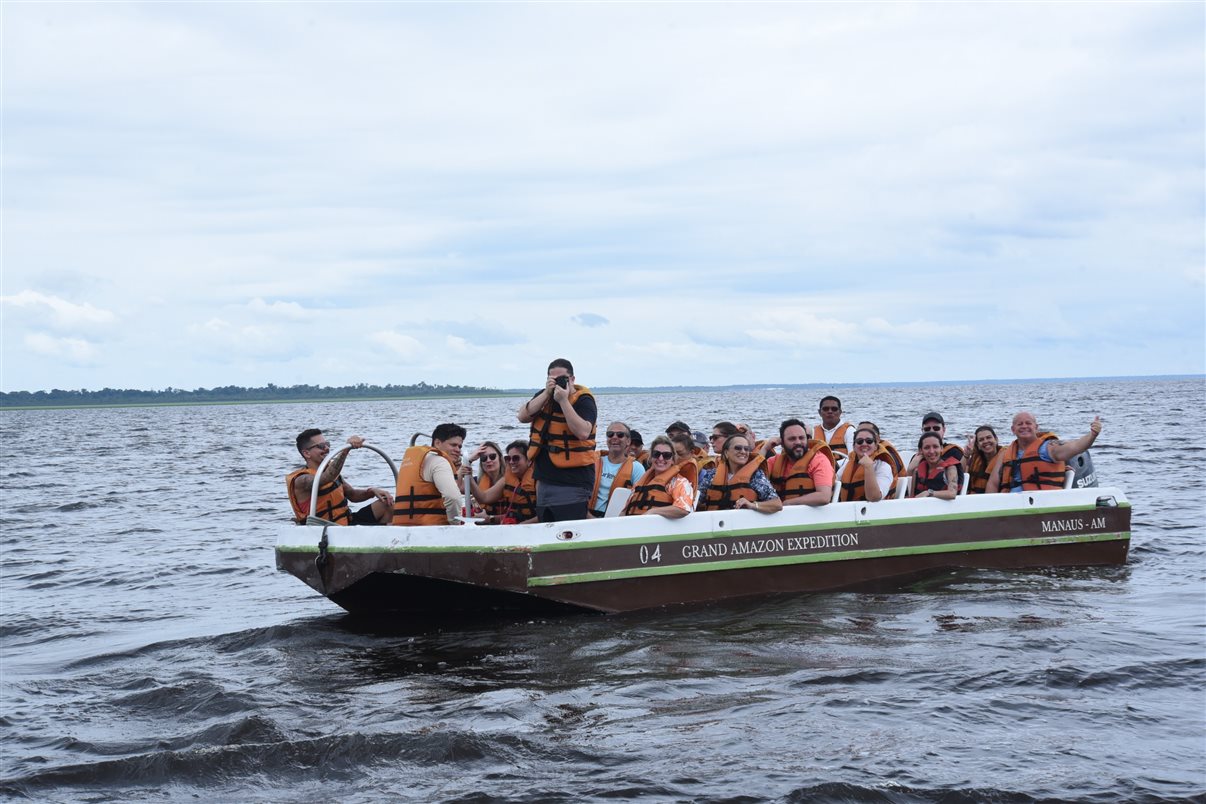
[906,412,965,476]
[590,422,645,517]
[286,429,392,525]
[812,396,854,458]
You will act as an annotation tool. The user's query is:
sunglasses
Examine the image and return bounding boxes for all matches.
[820,406,840,412]
[482,454,499,462]
[605,431,629,439]
[854,438,876,445]
[923,425,943,432]
[729,445,751,454]
[650,450,674,460]
[505,455,523,463]
[305,441,331,451]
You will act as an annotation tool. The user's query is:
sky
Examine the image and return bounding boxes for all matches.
[2,2,1203,393]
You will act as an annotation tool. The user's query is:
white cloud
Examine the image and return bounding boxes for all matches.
[24,333,99,363]
[247,298,308,320]
[0,3,1201,391]
[2,290,116,330]
[371,331,424,361]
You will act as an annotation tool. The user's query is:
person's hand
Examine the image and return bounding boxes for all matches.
[468,445,485,462]
[858,454,875,470]
[371,487,391,504]
[456,465,472,479]
[764,436,781,453]
[551,381,570,405]
[347,435,365,449]
[1089,416,1102,436]
[735,497,754,509]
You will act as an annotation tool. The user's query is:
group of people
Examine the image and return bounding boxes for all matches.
[287,359,1104,527]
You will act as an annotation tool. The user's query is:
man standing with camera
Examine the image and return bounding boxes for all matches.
[517,358,598,522]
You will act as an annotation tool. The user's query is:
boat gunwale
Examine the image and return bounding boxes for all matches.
[275,487,1131,555]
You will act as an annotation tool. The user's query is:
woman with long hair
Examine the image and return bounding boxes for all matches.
[912,431,960,500]
[963,426,1002,495]
[696,435,782,514]
[838,426,897,502]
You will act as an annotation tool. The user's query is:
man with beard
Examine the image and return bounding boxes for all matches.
[764,418,836,506]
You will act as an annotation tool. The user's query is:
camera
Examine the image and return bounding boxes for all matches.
[554,375,570,389]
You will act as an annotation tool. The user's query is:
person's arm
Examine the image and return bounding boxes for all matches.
[317,436,361,486]
[554,385,596,440]
[759,436,780,459]
[517,383,553,424]
[782,453,834,506]
[647,477,692,518]
[861,456,884,502]
[985,457,1004,494]
[471,474,506,505]
[425,454,465,523]
[290,472,313,511]
[916,465,959,500]
[1048,416,1102,463]
[343,482,391,506]
[736,470,782,513]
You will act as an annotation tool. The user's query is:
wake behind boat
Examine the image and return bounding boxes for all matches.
[275,473,1130,615]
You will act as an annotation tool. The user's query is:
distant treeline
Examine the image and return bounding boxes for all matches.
[0,382,506,409]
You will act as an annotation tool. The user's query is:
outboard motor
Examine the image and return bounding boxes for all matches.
[1069,451,1098,489]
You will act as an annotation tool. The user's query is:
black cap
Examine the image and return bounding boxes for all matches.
[921,411,944,425]
[665,421,690,435]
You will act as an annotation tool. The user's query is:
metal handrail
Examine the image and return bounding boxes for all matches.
[307,442,398,524]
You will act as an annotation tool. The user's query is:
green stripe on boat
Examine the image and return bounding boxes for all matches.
[525,531,1130,587]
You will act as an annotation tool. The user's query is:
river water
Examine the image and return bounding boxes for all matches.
[2,378,1203,802]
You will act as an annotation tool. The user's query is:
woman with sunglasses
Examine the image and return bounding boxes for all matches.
[838,427,897,502]
[912,432,960,500]
[465,441,505,516]
[471,440,538,523]
[962,425,1002,495]
[696,435,782,514]
[622,436,695,518]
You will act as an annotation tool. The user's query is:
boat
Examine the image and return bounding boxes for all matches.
[275,445,1130,615]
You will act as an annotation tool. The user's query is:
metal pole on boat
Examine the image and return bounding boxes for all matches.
[462,450,473,519]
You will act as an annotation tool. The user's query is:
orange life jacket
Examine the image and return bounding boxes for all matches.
[499,464,537,522]
[526,385,597,468]
[391,445,456,526]
[694,454,717,474]
[966,451,999,494]
[838,448,897,502]
[590,452,637,513]
[624,462,694,516]
[479,473,508,516]
[813,422,853,458]
[998,433,1066,491]
[912,455,958,496]
[767,440,835,501]
[880,439,906,476]
[286,467,350,525]
[697,455,766,511]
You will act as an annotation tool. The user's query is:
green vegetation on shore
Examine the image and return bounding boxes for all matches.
[0,382,506,410]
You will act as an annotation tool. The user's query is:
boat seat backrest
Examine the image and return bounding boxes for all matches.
[830,481,842,503]
[960,473,970,495]
[606,488,632,517]
[1063,468,1075,490]
[896,475,911,499]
